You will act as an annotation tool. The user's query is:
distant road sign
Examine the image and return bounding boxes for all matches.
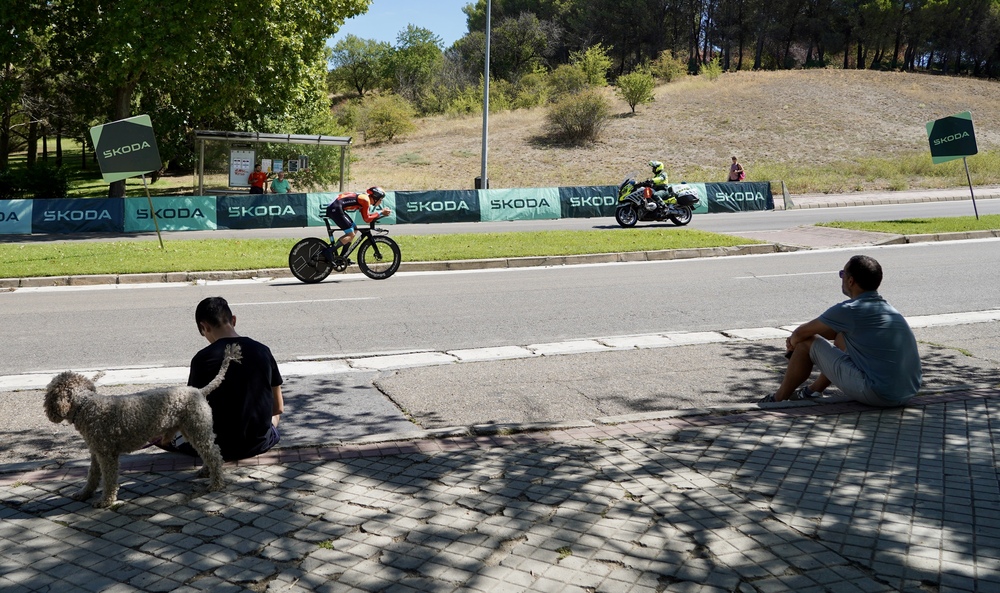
[926,111,978,165]
[90,115,163,183]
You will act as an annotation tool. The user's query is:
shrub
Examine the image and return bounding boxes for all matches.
[512,71,549,109]
[23,164,70,199]
[570,44,613,86]
[615,69,656,113]
[699,57,724,81]
[359,94,417,143]
[0,168,24,199]
[545,89,611,145]
[650,52,688,82]
[546,64,589,100]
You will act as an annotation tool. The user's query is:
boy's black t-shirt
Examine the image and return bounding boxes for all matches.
[187,336,282,461]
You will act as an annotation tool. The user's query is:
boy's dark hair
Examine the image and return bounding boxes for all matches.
[195,297,233,329]
[845,255,882,291]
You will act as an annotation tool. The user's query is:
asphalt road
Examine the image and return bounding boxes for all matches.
[1,239,997,375]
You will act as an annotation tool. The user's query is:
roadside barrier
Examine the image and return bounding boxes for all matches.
[0,182,773,235]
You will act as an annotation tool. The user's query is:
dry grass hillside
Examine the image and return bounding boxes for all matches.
[345,69,1000,194]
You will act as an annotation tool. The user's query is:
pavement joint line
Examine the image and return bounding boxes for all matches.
[2,311,997,391]
[2,386,996,484]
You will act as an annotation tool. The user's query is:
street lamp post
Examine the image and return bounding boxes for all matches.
[480,0,491,189]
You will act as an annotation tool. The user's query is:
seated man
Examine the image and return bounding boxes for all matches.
[763,255,922,406]
[160,297,284,460]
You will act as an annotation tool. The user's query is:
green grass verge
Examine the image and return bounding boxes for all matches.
[818,214,1000,235]
[0,229,760,279]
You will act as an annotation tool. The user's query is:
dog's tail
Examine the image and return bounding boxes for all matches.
[201,343,243,397]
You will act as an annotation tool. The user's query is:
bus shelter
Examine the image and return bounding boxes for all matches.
[194,130,352,195]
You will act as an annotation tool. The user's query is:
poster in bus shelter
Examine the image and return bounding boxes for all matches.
[229,148,255,188]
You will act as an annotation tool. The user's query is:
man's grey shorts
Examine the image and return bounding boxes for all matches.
[809,337,910,407]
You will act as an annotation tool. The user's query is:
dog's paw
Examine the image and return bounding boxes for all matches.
[209,481,226,492]
[93,498,119,509]
[70,490,92,502]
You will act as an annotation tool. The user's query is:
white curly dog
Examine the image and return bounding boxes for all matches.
[44,343,241,508]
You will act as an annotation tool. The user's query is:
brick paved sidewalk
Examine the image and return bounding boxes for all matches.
[2,387,998,593]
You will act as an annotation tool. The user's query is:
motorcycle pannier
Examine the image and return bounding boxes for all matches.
[675,193,699,207]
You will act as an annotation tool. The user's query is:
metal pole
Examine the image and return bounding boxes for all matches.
[480,0,491,190]
[198,139,205,196]
[141,174,165,249]
[963,157,979,220]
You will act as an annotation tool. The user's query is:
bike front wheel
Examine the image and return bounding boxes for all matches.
[357,236,401,280]
[288,237,333,283]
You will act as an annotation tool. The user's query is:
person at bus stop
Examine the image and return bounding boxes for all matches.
[323,186,391,260]
[248,164,269,194]
[761,255,922,406]
[270,170,292,194]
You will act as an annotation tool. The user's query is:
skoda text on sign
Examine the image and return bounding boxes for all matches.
[90,115,163,183]
[926,111,978,165]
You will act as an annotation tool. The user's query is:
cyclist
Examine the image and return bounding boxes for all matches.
[638,160,671,209]
[323,186,391,260]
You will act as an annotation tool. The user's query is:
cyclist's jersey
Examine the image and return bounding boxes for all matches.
[326,192,381,229]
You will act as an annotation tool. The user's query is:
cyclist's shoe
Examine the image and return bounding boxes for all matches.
[320,246,337,262]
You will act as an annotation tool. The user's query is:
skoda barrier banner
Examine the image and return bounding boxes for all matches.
[394,190,480,224]
[559,186,619,218]
[703,182,773,213]
[125,197,217,232]
[0,199,32,234]
[479,188,560,222]
[217,194,307,229]
[306,192,398,228]
[32,198,124,234]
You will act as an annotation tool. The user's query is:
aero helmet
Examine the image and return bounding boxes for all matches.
[648,161,664,175]
[367,186,386,202]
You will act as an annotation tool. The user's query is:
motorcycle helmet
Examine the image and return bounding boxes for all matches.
[367,186,386,202]
[648,160,664,175]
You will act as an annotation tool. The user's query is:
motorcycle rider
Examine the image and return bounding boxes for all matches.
[638,160,671,211]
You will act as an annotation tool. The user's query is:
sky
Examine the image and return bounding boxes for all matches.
[330,0,474,48]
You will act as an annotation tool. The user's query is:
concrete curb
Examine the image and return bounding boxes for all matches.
[0,242,789,289]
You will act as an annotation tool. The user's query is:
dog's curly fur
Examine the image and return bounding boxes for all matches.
[44,343,242,508]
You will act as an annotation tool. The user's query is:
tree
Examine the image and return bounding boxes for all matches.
[571,44,613,86]
[391,25,444,107]
[0,0,47,169]
[614,69,655,113]
[49,0,369,196]
[329,35,393,97]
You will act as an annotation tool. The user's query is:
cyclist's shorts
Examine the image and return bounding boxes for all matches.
[325,202,356,233]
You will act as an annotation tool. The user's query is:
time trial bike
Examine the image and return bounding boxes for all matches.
[288,217,401,283]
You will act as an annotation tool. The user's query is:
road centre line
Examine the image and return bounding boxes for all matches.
[229,297,379,306]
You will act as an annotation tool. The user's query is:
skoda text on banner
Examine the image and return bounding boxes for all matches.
[0,199,33,235]
[124,197,218,232]
[558,186,619,218]
[394,190,481,224]
[32,198,125,234]
[217,194,308,229]
[479,188,561,222]
[89,115,163,184]
[703,182,773,213]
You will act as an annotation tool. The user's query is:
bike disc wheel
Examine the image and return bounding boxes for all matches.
[357,236,401,280]
[288,237,333,283]
[669,206,693,226]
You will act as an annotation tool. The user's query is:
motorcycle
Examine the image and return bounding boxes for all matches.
[614,177,700,228]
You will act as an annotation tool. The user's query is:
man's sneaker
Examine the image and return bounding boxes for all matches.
[758,393,776,403]
[790,386,817,401]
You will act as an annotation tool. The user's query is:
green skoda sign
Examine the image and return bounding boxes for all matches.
[926,111,978,165]
[90,115,163,183]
